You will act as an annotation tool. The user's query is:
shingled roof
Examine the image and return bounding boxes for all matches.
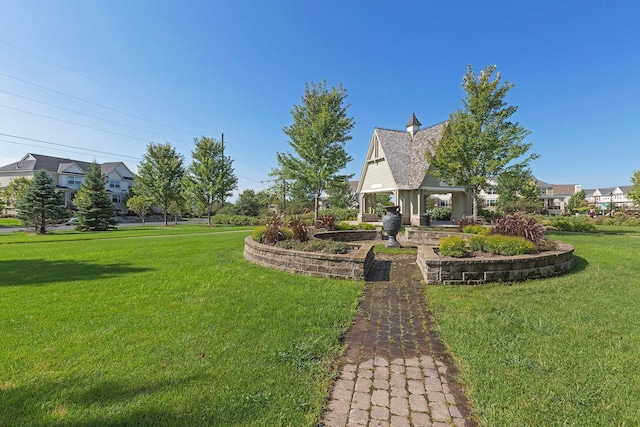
[374,121,447,190]
[0,153,130,177]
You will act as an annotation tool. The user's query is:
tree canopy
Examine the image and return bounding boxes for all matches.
[628,169,640,208]
[426,65,538,217]
[1,176,30,214]
[135,143,185,225]
[496,167,542,214]
[277,80,355,219]
[16,170,66,234]
[126,194,154,225]
[186,136,238,226]
[73,163,117,231]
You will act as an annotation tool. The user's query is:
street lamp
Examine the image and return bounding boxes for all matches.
[610,192,614,217]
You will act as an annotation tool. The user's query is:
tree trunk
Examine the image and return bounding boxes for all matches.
[207,204,212,227]
[164,210,168,226]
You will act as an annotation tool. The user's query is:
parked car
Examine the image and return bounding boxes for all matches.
[65,217,79,225]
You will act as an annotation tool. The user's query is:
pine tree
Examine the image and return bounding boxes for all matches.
[74,163,117,231]
[16,170,66,234]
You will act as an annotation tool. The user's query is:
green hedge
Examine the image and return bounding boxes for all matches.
[426,207,452,221]
[543,216,596,232]
[212,214,263,226]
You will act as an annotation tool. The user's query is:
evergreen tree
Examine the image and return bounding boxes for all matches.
[74,163,117,231]
[16,170,66,234]
[277,80,355,220]
[426,65,538,217]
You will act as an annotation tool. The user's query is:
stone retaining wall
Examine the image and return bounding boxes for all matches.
[243,236,375,280]
[404,228,469,246]
[417,243,575,284]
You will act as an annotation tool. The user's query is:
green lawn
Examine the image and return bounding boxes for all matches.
[0,225,363,426]
[426,228,640,426]
[0,218,21,227]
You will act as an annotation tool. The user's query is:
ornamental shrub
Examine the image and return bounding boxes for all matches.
[491,213,546,243]
[457,215,485,231]
[468,235,487,252]
[358,222,376,230]
[482,235,536,256]
[263,213,284,245]
[288,217,309,242]
[439,236,467,258]
[315,214,336,230]
[426,206,452,221]
[463,225,490,235]
[252,226,266,243]
[545,215,596,232]
[275,239,350,254]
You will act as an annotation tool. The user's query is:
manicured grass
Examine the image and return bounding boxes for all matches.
[374,243,418,256]
[0,223,251,243]
[0,226,363,426]
[425,228,640,426]
[0,218,21,227]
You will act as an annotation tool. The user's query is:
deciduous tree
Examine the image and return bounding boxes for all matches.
[135,143,185,225]
[628,169,640,208]
[126,194,154,225]
[186,136,238,226]
[16,170,66,234]
[1,176,30,214]
[277,80,355,220]
[426,65,538,217]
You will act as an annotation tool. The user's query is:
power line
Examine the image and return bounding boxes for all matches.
[0,132,141,161]
[0,71,195,135]
[0,38,218,133]
[0,88,193,144]
[0,138,140,163]
[0,104,188,146]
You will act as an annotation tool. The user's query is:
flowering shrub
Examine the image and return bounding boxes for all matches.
[439,236,467,258]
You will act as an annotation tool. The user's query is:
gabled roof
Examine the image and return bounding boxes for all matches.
[374,121,447,190]
[0,153,133,179]
[0,153,92,174]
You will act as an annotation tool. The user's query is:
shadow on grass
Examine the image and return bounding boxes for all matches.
[569,255,589,274]
[1,375,263,427]
[0,259,151,286]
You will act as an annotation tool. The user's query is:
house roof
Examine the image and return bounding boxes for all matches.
[0,153,132,178]
[405,112,422,127]
[374,121,448,190]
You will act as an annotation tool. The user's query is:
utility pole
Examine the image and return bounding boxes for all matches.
[221,132,225,208]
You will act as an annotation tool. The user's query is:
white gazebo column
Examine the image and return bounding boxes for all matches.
[451,191,472,223]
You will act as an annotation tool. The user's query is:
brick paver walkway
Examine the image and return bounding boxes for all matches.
[323,255,477,427]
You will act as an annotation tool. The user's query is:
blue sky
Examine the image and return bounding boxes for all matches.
[1,0,638,198]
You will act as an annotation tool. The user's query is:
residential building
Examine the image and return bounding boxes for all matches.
[584,186,635,211]
[0,153,134,214]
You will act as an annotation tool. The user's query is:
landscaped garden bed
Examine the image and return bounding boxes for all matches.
[417,242,575,284]
[244,236,374,280]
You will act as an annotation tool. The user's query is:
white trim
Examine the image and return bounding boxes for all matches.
[359,187,397,194]
[419,186,466,192]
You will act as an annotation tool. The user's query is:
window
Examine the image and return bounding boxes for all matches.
[439,199,450,207]
[485,187,498,195]
[109,180,121,189]
[111,194,122,203]
[67,176,82,185]
[485,199,498,207]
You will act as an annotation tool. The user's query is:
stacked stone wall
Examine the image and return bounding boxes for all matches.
[417,243,575,284]
[244,236,374,280]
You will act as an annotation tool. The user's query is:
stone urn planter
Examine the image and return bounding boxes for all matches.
[382,205,402,247]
